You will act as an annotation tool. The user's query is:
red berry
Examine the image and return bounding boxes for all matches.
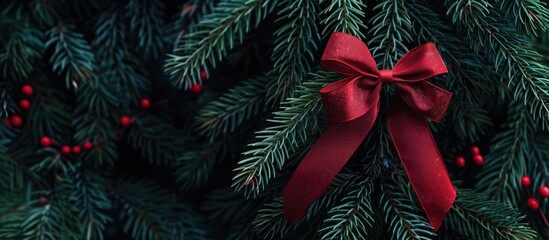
[200,70,208,80]
[140,98,151,109]
[539,186,549,198]
[191,84,203,94]
[527,198,540,211]
[40,136,52,147]
[72,146,81,154]
[38,196,49,205]
[61,145,71,155]
[470,146,480,155]
[473,154,484,166]
[82,142,93,150]
[19,99,31,111]
[21,85,33,96]
[521,176,531,187]
[120,116,132,128]
[455,156,466,168]
[9,115,23,128]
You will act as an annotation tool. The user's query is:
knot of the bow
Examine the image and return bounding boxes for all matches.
[379,69,393,84]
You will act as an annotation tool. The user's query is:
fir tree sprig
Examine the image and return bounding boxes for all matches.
[0,16,43,80]
[165,0,276,89]
[110,178,207,240]
[66,164,111,239]
[380,176,435,240]
[266,0,320,102]
[445,189,537,240]
[319,0,368,39]
[476,100,536,206]
[195,75,270,141]
[445,0,549,125]
[498,0,549,36]
[320,180,376,240]
[232,72,336,197]
[45,24,95,88]
[368,0,412,68]
[125,0,166,60]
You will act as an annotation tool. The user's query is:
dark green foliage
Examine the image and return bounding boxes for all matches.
[45,24,95,87]
[111,178,207,240]
[0,17,43,80]
[476,100,537,206]
[2,0,549,239]
[445,189,536,240]
[266,0,320,102]
[320,0,368,39]
[165,0,276,89]
[320,180,376,240]
[195,75,270,141]
[233,72,336,197]
[380,177,435,240]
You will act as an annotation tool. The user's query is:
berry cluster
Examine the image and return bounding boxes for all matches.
[520,175,549,211]
[5,84,34,128]
[40,136,94,155]
[454,145,484,168]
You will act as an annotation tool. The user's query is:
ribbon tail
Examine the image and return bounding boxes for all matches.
[386,95,456,231]
[282,107,378,221]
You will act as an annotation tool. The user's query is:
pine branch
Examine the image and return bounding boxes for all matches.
[30,74,72,139]
[0,16,43,80]
[126,115,190,166]
[266,0,320,102]
[407,1,493,105]
[320,180,375,240]
[20,202,65,240]
[475,100,536,206]
[368,0,413,68]
[498,0,549,36]
[174,147,217,190]
[202,189,261,225]
[445,189,536,240]
[319,0,367,39]
[380,177,434,240]
[125,0,166,60]
[445,0,549,124]
[111,178,206,240]
[232,72,336,197]
[66,164,111,239]
[94,6,150,103]
[165,0,275,89]
[45,24,95,88]
[195,75,270,141]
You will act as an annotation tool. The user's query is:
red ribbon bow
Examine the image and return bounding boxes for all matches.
[282,32,456,231]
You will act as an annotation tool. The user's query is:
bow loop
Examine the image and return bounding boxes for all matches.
[321,32,379,78]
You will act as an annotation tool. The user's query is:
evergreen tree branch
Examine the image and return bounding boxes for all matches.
[0,16,43,80]
[67,164,111,239]
[127,115,190,166]
[368,0,413,68]
[195,75,270,141]
[380,176,434,240]
[319,0,367,39]
[445,0,549,124]
[476,100,536,206]
[125,0,166,60]
[165,0,275,89]
[498,0,549,36]
[111,178,206,240]
[445,189,536,240]
[232,72,336,197]
[266,0,320,102]
[320,180,375,240]
[45,24,95,88]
